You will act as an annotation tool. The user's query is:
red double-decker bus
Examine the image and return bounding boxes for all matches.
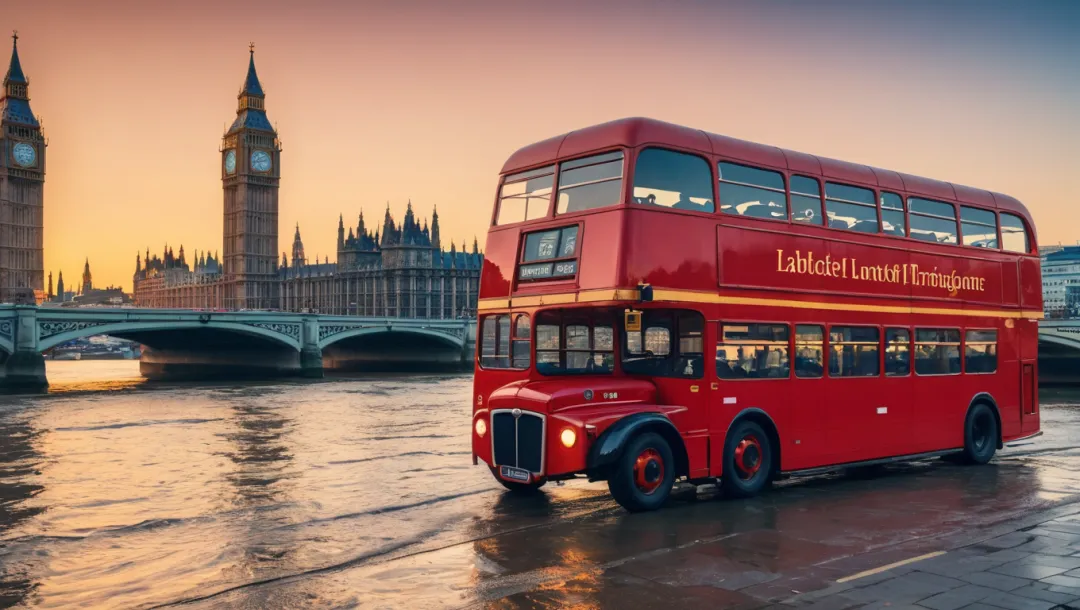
[471,118,1042,512]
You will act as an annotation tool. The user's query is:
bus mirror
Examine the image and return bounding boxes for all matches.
[625,310,642,332]
[637,284,653,302]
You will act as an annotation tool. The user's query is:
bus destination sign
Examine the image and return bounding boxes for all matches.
[519,225,579,280]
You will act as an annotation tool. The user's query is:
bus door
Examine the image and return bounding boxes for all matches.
[825,325,892,463]
[711,322,792,475]
[787,324,829,469]
[878,327,914,456]
[623,309,710,476]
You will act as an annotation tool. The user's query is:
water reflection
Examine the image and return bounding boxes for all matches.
[0,409,45,607]
[0,362,1077,608]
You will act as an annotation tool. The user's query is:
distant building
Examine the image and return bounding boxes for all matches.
[0,33,46,303]
[280,204,481,317]
[131,46,481,317]
[1042,245,1080,319]
[48,260,133,306]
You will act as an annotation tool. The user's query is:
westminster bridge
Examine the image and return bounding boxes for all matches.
[0,305,476,390]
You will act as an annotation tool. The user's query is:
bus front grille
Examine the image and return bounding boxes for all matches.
[491,410,544,474]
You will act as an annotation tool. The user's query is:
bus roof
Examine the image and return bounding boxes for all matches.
[500,116,1034,230]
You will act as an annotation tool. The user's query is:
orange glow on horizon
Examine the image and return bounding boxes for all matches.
[4,1,1076,291]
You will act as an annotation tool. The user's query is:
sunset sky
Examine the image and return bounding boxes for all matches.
[6,0,1079,291]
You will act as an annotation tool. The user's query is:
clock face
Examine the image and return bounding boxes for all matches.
[251,150,272,173]
[224,150,236,174]
[12,142,35,168]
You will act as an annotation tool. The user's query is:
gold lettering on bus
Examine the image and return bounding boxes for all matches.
[776,249,986,293]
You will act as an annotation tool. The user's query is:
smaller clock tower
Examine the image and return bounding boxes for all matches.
[0,31,45,303]
[221,44,281,310]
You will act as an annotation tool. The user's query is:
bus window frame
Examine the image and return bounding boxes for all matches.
[715,320,793,381]
[534,308,618,376]
[963,328,999,375]
[913,327,963,377]
[629,146,717,217]
[825,324,883,379]
[958,205,1001,251]
[884,326,913,377]
[793,322,826,379]
[554,149,628,218]
[716,159,789,224]
[478,312,532,372]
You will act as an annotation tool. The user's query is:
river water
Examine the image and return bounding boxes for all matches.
[1,361,1080,609]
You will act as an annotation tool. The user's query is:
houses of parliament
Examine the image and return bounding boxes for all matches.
[117,46,485,317]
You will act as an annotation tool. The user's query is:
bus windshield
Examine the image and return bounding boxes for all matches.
[535,310,615,375]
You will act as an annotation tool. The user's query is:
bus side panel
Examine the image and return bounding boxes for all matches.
[624,209,716,291]
[994,318,1022,440]
[1019,258,1043,312]
[480,230,519,300]
[1018,257,1040,435]
[1000,261,1019,307]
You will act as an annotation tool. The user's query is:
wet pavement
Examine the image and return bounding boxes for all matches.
[3,362,1080,609]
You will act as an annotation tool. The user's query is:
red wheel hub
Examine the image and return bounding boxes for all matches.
[633,448,665,494]
[734,435,763,479]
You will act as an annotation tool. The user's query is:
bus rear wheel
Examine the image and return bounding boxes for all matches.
[962,404,998,465]
[607,432,675,512]
[489,466,546,493]
[721,420,773,498]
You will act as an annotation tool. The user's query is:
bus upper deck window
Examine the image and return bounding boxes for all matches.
[497,165,554,225]
[556,152,624,215]
[718,162,787,221]
[825,183,878,234]
[880,192,905,237]
[961,206,998,248]
[1000,213,1030,253]
[909,198,958,245]
[791,176,823,225]
[632,148,714,213]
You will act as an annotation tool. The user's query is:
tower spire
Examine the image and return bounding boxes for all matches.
[3,30,37,126]
[5,30,26,85]
[242,43,263,97]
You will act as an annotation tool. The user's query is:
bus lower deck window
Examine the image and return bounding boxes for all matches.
[795,325,824,378]
[717,323,789,380]
[965,330,998,373]
[828,326,880,377]
[914,328,961,375]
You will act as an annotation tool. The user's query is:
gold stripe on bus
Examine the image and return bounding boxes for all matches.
[477,298,510,311]
[480,286,1044,319]
[651,289,1043,319]
[579,289,638,302]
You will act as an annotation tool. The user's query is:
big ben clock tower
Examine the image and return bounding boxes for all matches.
[221,44,280,310]
[0,32,45,303]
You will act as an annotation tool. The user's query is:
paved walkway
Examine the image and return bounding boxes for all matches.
[788,507,1080,610]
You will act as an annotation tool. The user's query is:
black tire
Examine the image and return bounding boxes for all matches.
[962,404,998,465]
[489,466,546,493]
[607,432,676,512]
[720,420,773,498]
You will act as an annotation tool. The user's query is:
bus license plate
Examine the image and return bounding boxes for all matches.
[500,465,531,482]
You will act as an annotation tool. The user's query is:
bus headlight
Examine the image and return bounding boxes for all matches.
[560,427,577,448]
[475,418,487,438]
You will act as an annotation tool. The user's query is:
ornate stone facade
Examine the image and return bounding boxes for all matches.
[0,34,45,304]
[132,47,482,318]
[280,203,481,317]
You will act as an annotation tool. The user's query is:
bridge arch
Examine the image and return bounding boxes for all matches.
[38,321,302,353]
[319,324,468,372]
[318,325,465,351]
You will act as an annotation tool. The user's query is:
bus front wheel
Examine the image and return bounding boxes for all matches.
[962,404,998,465]
[607,432,675,512]
[721,420,773,498]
